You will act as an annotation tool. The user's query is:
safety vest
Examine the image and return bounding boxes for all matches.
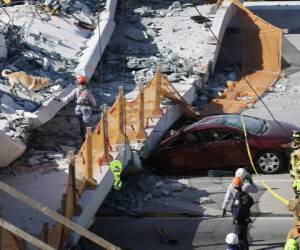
[291,151,300,176]
[285,238,299,250]
[293,180,300,193]
[291,157,300,169]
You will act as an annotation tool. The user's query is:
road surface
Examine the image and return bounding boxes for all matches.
[85,174,294,250]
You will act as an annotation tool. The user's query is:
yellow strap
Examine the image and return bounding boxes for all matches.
[240,114,289,206]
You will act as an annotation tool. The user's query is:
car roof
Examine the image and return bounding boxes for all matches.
[183,114,251,133]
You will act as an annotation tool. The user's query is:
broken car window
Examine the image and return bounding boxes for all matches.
[166,134,187,148]
[215,115,267,135]
[193,129,239,143]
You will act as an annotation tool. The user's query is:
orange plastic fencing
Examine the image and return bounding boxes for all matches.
[1,230,23,250]
[161,75,200,119]
[47,69,198,249]
[202,0,282,114]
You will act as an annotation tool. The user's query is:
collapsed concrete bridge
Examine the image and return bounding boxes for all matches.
[1,0,300,249]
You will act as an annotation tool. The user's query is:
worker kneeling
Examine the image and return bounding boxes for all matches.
[231,176,254,250]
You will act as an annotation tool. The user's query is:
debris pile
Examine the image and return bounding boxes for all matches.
[22,105,84,168]
[103,170,187,212]
[20,0,217,167]
[0,1,107,149]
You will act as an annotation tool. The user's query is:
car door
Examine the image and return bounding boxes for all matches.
[191,128,249,170]
[188,129,224,170]
[211,129,249,168]
[158,133,196,172]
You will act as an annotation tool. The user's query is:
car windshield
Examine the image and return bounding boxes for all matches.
[192,115,268,135]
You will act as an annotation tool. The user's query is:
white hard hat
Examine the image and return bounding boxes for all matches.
[225,233,238,245]
[235,168,247,179]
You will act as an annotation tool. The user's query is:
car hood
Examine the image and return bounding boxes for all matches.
[263,120,298,139]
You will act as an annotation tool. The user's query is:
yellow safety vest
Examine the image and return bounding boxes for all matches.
[293,180,300,193]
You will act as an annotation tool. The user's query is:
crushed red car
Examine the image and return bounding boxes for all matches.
[149,114,298,174]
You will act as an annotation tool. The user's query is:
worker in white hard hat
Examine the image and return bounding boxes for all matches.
[221,168,258,217]
[235,168,248,179]
[225,232,238,250]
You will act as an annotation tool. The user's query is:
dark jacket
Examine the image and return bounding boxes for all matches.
[231,187,254,225]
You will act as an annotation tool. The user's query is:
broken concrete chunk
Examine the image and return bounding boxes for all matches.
[134,6,155,17]
[194,197,214,204]
[158,11,165,17]
[46,152,64,159]
[73,1,83,9]
[0,119,10,132]
[54,78,66,86]
[0,34,7,59]
[42,57,50,71]
[155,180,164,188]
[163,183,184,192]
[27,155,44,166]
[146,29,159,38]
[50,85,62,93]
[125,28,148,42]
[24,112,38,119]
[171,1,182,9]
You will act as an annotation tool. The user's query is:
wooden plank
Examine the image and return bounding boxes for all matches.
[0,180,121,250]
[47,194,66,249]
[135,83,147,141]
[42,223,49,244]
[151,68,163,117]
[0,217,55,250]
[85,129,97,187]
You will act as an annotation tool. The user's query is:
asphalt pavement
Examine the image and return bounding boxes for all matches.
[85,174,294,250]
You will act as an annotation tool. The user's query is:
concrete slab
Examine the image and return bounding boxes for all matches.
[0,131,26,167]
[0,34,7,59]
[0,0,118,167]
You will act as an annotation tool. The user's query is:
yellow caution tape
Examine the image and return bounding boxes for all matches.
[240,114,289,206]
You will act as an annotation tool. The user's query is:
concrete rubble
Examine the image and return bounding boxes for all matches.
[0,0,113,166]
[5,0,298,247]
[0,1,220,239]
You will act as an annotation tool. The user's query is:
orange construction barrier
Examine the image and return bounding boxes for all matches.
[48,68,201,248]
[202,0,282,114]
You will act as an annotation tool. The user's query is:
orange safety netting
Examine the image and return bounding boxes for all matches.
[1,230,22,250]
[161,75,200,119]
[202,0,282,114]
[48,71,199,248]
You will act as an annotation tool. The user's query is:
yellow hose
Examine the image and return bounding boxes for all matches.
[240,114,289,206]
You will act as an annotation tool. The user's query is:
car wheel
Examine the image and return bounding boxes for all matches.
[255,151,286,174]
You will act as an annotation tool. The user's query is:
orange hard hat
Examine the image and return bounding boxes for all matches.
[76,75,87,85]
[232,176,243,187]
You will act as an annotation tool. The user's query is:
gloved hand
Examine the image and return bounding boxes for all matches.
[221,208,226,217]
[245,174,253,184]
